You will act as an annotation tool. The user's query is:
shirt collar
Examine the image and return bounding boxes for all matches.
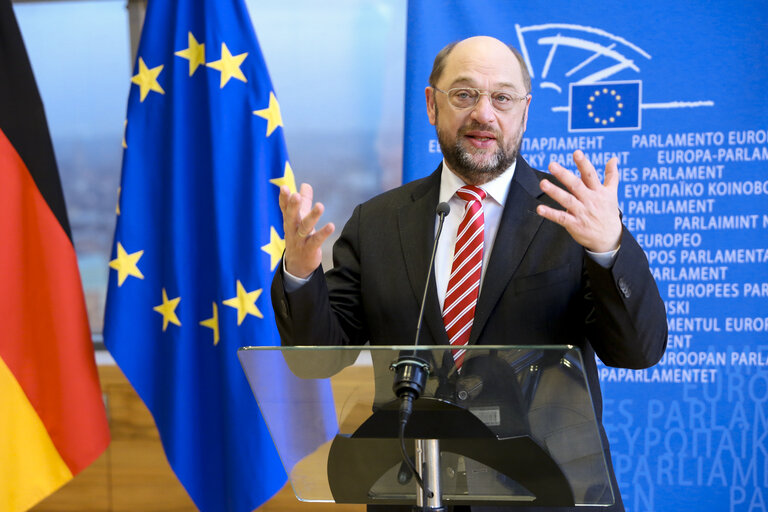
[438,159,517,206]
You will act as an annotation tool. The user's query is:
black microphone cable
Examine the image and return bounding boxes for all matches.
[391,201,451,500]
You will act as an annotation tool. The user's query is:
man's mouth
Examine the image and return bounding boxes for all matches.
[464,131,497,148]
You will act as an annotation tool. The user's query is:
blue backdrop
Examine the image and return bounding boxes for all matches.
[405,2,768,511]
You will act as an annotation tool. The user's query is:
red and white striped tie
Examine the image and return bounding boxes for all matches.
[443,185,486,369]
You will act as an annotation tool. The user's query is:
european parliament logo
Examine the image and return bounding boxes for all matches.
[569,81,641,131]
[510,23,715,133]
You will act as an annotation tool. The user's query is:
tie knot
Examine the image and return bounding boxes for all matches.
[456,185,486,203]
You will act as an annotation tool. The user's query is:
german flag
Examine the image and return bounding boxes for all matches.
[0,1,110,510]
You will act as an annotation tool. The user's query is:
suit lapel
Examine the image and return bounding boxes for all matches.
[398,166,450,346]
[470,158,545,344]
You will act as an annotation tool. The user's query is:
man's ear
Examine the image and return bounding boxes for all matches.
[425,86,437,126]
[522,94,532,132]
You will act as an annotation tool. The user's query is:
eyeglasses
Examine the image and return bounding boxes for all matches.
[433,87,529,112]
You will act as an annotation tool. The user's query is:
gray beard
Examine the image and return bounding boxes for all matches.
[434,104,523,184]
[437,127,519,185]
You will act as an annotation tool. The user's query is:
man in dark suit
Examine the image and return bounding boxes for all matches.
[272,36,667,511]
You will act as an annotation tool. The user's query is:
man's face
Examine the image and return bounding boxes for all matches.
[426,37,531,185]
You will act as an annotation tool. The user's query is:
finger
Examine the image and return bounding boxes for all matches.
[536,203,574,228]
[299,182,314,202]
[572,150,601,190]
[298,202,326,236]
[286,191,302,217]
[304,222,336,247]
[548,161,587,197]
[540,178,581,213]
[278,185,291,213]
[283,191,305,234]
[603,156,620,191]
[298,183,317,220]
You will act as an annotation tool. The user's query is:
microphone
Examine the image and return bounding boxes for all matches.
[391,201,451,400]
[390,202,450,497]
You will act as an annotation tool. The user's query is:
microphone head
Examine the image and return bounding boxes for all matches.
[436,202,451,217]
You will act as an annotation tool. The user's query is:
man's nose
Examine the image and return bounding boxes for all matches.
[470,93,496,124]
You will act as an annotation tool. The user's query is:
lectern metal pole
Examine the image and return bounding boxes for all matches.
[415,439,445,512]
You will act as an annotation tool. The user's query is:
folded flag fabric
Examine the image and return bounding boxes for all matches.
[103,0,334,510]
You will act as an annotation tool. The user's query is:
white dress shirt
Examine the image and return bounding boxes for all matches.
[434,160,516,310]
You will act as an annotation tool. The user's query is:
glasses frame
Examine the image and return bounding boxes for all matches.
[433,86,530,112]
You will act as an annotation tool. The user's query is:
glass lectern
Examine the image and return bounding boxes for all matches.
[238,345,614,508]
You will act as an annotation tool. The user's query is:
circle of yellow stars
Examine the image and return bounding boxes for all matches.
[112,30,298,346]
[586,87,624,126]
[126,31,283,137]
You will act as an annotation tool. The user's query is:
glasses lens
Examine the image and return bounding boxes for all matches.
[448,88,478,109]
[491,91,517,111]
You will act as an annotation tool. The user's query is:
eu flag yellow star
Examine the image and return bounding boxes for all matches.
[206,42,247,88]
[253,92,283,137]
[261,226,285,271]
[200,302,220,345]
[109,242,144,286]
[269,161,297,194]
[131,57,165,102]
[223,280,263,325]
[175,32,206,76]
[153,288,181,331]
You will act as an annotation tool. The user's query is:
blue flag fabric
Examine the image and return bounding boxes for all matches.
[103,1,305,510]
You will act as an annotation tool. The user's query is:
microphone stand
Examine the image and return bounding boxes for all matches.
[390,202,450,512]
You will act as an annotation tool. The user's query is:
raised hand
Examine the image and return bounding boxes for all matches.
[536,150,622,253]
[279,183,335,279]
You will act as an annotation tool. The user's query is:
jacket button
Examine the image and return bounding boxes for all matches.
[617,277,631,298]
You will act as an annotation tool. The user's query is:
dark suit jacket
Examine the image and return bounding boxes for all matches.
[272,157,667,512]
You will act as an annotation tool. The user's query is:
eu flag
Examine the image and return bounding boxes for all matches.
[103,1,300,509]
[569,81,641,131]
